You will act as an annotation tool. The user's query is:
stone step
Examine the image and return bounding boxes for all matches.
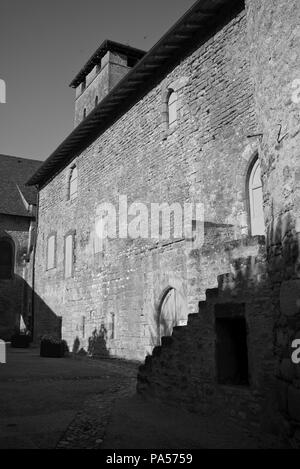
[152,345,162,357]
[172,325,188,336]
[198,301,207,312]
[161,336,174,347]
[187,313,200,326]
[205,287,219,300]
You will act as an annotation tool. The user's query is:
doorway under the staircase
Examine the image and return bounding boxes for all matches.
[215,304,249,386]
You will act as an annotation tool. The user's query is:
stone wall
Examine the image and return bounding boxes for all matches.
[246,0,300,446]
[0,214,33,339]
[137,236,281,445]
[34,7,259,360]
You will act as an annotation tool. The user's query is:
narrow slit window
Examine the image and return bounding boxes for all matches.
[109,312,115,339]
[81,315,86,338]
[47,234,56,270]
[69,166,78,200]
[167,90,177,129]
[65,233,74,278]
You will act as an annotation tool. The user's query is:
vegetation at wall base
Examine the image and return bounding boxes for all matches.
[40,335,68,358]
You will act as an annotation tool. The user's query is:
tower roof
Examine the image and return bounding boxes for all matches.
[69,40,146,89]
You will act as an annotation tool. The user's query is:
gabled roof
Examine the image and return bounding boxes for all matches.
[0,154,41,217]
[27,0,244,188]
[69,40,146,89]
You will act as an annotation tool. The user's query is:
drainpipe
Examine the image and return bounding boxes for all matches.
[27,207,34,256]
[31,186,39,341]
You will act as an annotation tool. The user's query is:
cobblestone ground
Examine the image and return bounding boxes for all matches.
[56,378,136,449]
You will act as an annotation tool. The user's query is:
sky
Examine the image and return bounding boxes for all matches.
[0,0,196,162]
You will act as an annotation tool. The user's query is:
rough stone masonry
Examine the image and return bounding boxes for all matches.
[27,0,300,447]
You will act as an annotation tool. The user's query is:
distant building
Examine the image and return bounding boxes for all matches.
[0,154,41,340]
[27,0,300,446]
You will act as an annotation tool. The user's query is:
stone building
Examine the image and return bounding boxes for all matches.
[27,0,300,446]
[0,154,40,340]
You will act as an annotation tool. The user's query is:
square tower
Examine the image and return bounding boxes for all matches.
[69,40,146,127]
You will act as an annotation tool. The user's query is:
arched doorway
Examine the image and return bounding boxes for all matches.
[0,237,14,279]
[159,287,187,342]
[248,157,265,236]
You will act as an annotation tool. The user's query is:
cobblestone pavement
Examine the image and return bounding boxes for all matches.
[56,378,136,449]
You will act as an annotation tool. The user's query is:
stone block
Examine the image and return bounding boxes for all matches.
[280,358,295,382]
[276,379,288,414]
[288,385,300,422]
[280,280,300,316]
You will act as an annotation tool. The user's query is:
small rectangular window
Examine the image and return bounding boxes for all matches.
[81,315,86,339]
[65,233,74,278]
[47,234,56,270]
[215,306,249,386]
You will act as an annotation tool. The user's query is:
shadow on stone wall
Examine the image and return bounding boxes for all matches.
[0,275,112,361]
[0,275,24,340]
[72,325,110,358]
[88,325,110,358]
[138,221,300,446]
[149,311,177,348]
[0,275,62,342]
[267,212,300,446]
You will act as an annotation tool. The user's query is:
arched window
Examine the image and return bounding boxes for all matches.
[0,237,14,279]
[69,166,78,201]
[83,108,87,120]
[248,156,265,236]
[167,90,177,129]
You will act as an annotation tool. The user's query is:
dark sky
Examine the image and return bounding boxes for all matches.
[0,0,196,162]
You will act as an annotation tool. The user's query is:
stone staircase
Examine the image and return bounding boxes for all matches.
[137,235,278,436]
